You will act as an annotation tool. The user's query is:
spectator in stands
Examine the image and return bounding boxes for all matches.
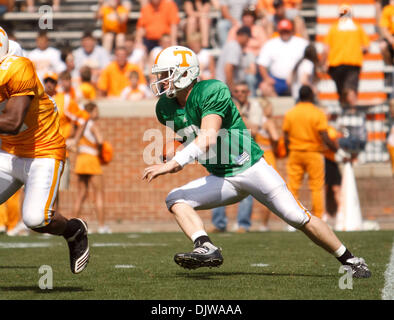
[379,0,394,65]
[73,102,111,234]
[26,0,59,12]
[254,99,279,231]
[322,4,370,98]
[136,0,180,53]
[61,49,80,90]
[216,26,256,94]
[73,31,111,84]
[288,43,319,101]
[125,33,146,72]
[257,19,308,97]
[121,70,151,100]
[283,85,338,225]
[187,32,216,80]
[27,30,66,82]
[76,66,97,103]
[98,0,130,54]
[227,8,268,57]
[97,46,146,98]
[257,0,308,39]
[210,81,260,233]
[216,0,257,48]
[184,0,212,48]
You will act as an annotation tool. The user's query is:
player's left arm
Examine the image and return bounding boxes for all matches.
[0,95,32,134]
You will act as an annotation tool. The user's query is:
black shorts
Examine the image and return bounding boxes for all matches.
[184,0,211,8]
[325,158,342,186]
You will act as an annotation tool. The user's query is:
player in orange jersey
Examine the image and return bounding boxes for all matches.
[0,27,89,274]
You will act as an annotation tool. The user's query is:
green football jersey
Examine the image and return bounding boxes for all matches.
[155,79,264,177]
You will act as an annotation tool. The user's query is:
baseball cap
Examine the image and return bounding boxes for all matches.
[43,71,58,82]
[277,19,293,31]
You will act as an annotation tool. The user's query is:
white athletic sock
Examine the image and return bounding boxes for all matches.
[333,244,346,257]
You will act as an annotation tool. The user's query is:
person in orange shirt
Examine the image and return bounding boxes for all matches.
[0,27,89,274]
[283,85,338,221]
[98,0,130,54]
[73,102,111,234]
[76,66,97,103]
[322,3,370,97]
[121,70,151,100]
[97,46,147,97]
[379,0,394,65]
[0,190,24,235]
[227,8,268,57]
[136,0,180,53]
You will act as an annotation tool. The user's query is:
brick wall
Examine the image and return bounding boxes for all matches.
[59,114,394,226]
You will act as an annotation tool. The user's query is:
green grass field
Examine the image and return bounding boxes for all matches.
[0,230,393,300]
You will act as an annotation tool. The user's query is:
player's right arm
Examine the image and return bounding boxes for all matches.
[0,95,32,134]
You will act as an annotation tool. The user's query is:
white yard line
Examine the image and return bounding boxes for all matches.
[382,241,394,300]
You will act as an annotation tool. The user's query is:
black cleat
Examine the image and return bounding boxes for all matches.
[174,242,223,270]
[66,219,90,274]
[345,257,371,278]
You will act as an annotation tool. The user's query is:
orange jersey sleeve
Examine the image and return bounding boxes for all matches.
[0,56,65,161]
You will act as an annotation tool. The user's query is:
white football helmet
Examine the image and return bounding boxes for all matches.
[8,40,24,57]
[0,26,9,62]
[151,45,200,97]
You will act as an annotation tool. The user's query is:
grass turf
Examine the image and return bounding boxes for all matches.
[0,230,392,300]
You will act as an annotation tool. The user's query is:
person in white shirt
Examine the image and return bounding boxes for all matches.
[287,43,319,101]
[73,31,111,84]
[27,31,66,83]
[257,19,308,97]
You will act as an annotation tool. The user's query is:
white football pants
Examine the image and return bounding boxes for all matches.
[166,157,311,228]
[0,150,63,229]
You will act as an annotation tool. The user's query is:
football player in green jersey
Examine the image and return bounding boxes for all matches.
[143,46,370,278]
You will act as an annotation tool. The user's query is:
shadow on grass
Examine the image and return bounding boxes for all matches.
[174,271,337,280]
[0,285,93,293]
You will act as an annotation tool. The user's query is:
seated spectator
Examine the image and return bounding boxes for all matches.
[287,43,319,101]
[97,46,146,98]
[216,26,256,94]
[73,31,111,84]
[26,0,59,12]
[76,66,97,102]
[379,0,394,65]
[136,0,180,53]
[121,70,151,100]
[187,32,216,80]
[184,0,212,48]
[125,32,146,72]
[257,19,308,96]
[227,8,268,57]
[27,30,66,82]
[61,48,80,89]
[216,0,257,48]
[258,0,308,39]
[98,0,130,54]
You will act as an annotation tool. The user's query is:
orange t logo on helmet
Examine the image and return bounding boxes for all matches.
[0,28,6,47]
[173,50,192,67]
